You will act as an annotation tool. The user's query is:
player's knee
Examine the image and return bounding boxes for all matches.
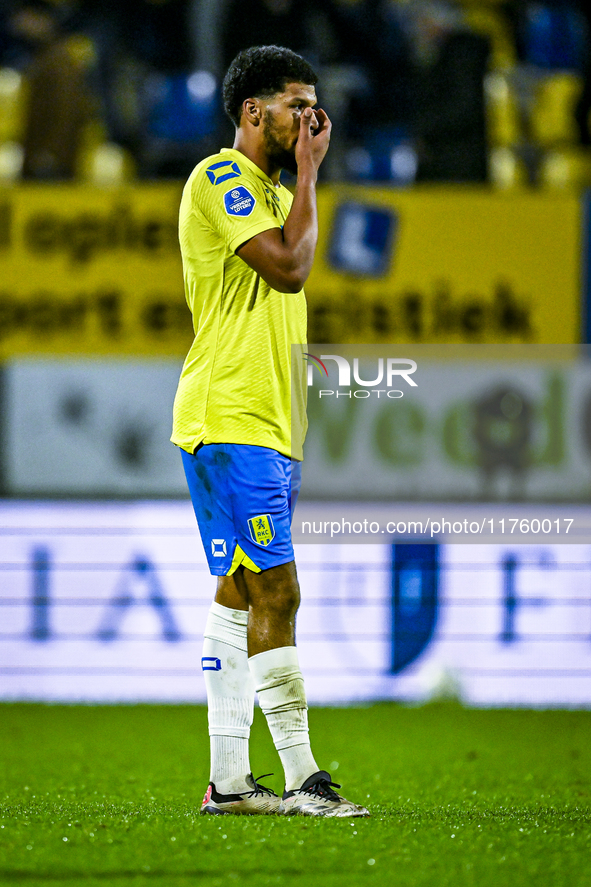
[259,582,300,618]
[273,580,301,616]
[247,566,301,617]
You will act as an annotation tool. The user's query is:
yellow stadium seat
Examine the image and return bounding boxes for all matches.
[64,34,97,71]
[539,147,591,189]
[489,146,529,189]
[485,70,522,146]
[531,72,583,147]
[0,141,23,181]
[463,7,516,70]
[77,141,136,185]
[0,67,26,144]
[75,117,135,184]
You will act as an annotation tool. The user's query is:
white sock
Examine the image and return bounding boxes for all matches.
[249,646,319,791]
[202,602,254,794]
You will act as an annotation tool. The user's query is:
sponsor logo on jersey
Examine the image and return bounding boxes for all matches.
[205,159,241,185]
[248,514,275,546]
[224,186,256,217]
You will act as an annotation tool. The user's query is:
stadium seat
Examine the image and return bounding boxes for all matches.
[77,141,136,185]
[489,146,528,189]
[0,67,26,144]
[140,70,220,177]
[344,127,418,184]
[0,141,24,181]
[484,71,522,147]
[0,67,26,179]
[462,6,516,70]
[538,147,591,190]
[146,72,219,143]
[520,4,587,71]
[531,72,583,146]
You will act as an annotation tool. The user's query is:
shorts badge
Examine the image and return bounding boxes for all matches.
[248,514,275,546]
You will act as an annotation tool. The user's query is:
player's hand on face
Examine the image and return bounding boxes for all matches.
[295,107,331,173]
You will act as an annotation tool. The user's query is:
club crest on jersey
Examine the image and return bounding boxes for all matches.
[224,186,255,217]
[248,514,275,546]
[206,159,241,185]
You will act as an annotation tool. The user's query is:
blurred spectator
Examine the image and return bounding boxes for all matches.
[324,0,413,131]
[116,0,193,74]
[66,0,197,176]
[1,0,41,69]
[221,0,314,72]
[408,2,490,182]
[0,0,509,182]
[9,1,96,179]
[317,0,414,180]
[573,3,591,143]
[0,3,19,67]
[219,0,349,177]
[218,0,414,179]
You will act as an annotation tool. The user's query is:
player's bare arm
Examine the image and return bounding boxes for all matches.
[236,97,331,293]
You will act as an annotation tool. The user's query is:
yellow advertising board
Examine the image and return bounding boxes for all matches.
[307,186,582,344]
[0,182,583,357]
[0,183,191,358]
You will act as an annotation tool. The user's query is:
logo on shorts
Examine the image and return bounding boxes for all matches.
[224,185,255,217]
[211,539,227,557]
[248,514,275,547]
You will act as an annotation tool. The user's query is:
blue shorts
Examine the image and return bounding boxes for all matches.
[181,443,302,576]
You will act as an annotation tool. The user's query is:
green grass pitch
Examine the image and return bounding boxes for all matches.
[0,702,590,887]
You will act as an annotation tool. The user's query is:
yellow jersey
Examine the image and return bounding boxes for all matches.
[171,148,307,460]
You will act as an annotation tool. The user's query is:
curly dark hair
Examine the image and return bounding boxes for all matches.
[222,45,318,126]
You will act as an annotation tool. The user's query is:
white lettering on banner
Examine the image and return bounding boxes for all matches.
[1,503,591,706]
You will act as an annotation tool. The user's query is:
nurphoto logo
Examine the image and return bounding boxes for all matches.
[305,353,418,399]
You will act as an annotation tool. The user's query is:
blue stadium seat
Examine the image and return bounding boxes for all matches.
[141,70,221,177]
[345,127,418,185]
[146,71,219,142]
[522,4,587,71]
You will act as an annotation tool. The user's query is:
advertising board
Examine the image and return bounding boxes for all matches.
[1,501,589,707]
[0,185,582,358]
